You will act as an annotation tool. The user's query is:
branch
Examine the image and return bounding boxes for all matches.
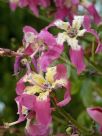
[0,48,24,57]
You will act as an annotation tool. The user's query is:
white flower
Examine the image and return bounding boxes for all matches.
[54,16,86,50]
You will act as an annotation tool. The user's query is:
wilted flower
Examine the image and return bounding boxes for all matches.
[54,16,86,74]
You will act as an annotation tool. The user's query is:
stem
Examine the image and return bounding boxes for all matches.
[85,57,102,75]
[91,40,95,62]
[52,100,92,136]
[0,48,24,57]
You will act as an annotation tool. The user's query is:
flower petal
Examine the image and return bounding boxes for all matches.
[69,48,85,74]
[87,107,102,126]
[26,121,50,136]
[55,64,67,80]
[57,81,71,107]
[86,4,101,24]
[35,98,52,125]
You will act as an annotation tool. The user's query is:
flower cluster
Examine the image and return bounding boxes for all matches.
[9,0,101,24]
[5,0,102,135]
[5,13,102,135]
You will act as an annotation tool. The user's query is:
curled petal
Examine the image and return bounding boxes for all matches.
[69,48,85,74]
[86,4,101,24]
[87,107,102,126]
[14,56,22,75]
[57,81,71,107]
[23,26,38,34]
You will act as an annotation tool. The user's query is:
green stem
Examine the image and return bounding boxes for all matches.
[91,40,95,62]
[85,57,102,75]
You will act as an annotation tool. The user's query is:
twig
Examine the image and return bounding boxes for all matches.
[0,48,24,57]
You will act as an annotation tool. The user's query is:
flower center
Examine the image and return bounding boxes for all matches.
[67,28,77,38]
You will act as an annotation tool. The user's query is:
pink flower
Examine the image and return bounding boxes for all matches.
[14,26,63,74]
[7,64,71,136]
[48,16,86,74]
[9,0,50,16]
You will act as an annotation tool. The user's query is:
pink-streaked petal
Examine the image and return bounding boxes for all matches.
[69,48,86,74]
[83,16,91,30]
[38,46,63,71]
[55,7,69,20]
[55,64,67,80]
[87,107,102,126]
[38,55,52,72]
[24,44,34,55]
[57,81,71,107]
[14,56,22,75]
[35,98,51,126]
[16,79,25,95]
[28,0,39,16]
[86,4,101,24]
[38,30,56,47]
[26,122,50,136]
[21,94,36,110]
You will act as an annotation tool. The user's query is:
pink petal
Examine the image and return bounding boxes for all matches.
[14,56,22,75]
[9,2,17,11]
[16,79,25,95]
[71,0,79,5]
[21,94,36,110]
[69,48,85,74]
[57,81,71,107]
[86,4,101,24]
[83,16,91,30]
[26,122,50,136]
[55,7,69,20]
[23,26,38,34]
[87,107,102,126]
[38,47,63,72]
[55,64,67,80]
[35,98,52,126]
[28,0,39,16]
[96,44,102,53]
[19,0,28,7]
[38,30,56,47]
[39,0,50,7]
